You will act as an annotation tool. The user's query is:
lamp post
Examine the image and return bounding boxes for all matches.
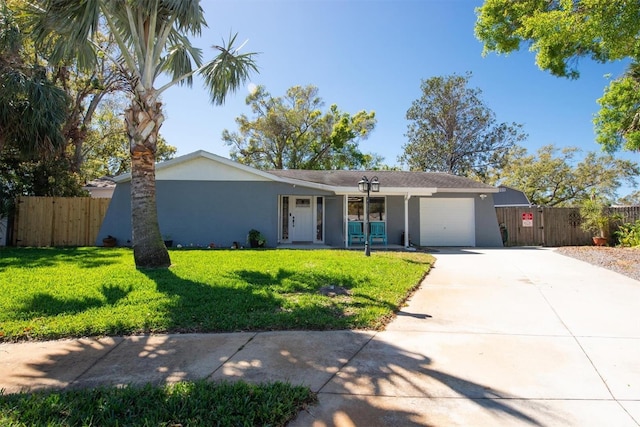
[358,175,379,256]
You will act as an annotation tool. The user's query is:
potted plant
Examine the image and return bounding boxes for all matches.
[247,229,266,248]
[102,235,117,247]
[579,196,616,246]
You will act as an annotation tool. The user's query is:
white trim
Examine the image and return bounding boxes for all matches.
[344,194,349,248]
[278,195,284,243]
[404,195,411,248]
[335,188,436,196]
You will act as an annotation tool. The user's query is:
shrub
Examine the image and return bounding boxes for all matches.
[616,220,640,247]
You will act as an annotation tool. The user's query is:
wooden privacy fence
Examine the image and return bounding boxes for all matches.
[496,206,640,247]
[13,196,111,247]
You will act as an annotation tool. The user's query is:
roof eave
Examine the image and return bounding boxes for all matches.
[437,187,499,193]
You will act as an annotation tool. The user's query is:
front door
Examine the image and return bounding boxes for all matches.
[291,197,313,242]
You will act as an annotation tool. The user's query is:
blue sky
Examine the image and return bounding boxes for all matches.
[159,0,638,195]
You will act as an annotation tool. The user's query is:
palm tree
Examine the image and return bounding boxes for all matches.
[0,1,68,157]
[29,0,258,268]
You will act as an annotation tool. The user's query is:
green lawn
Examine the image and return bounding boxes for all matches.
[0,247,434,342]
[0,380,316,427]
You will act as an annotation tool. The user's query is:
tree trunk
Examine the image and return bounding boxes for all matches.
[126,91,171,269]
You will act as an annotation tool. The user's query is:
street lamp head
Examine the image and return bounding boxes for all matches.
[358,176,368,193]
[370,176,380,192]
[356,175,381,257]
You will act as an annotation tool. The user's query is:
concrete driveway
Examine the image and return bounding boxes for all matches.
[292,248,640,426]
[1,248,639,426]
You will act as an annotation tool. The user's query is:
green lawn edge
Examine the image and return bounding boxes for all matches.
[0,380,317,427]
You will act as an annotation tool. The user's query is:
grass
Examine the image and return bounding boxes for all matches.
[0,247,434,342]
[0,380,316,426]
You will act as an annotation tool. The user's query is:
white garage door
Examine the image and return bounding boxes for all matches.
[419,198,475,246]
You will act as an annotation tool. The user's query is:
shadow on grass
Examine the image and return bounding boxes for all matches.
[229,268,360,292]
[141,268,366,331]
[0,247,122,270]
[17,285,133,318]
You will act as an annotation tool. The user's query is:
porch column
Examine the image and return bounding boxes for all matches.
[404,194,411,248]
[344,194,349,248]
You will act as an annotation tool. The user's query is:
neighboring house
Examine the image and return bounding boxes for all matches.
[83,176,116,198]
[492,185,532,207]
[98,150,503,248]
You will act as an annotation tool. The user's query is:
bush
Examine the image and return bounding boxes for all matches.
[616,220,640,247]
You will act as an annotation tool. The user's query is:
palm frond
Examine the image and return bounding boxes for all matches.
[167,30,203,67]
[160,42,201,86]
[160,0,206,35]
[0,69,68,156]
[199,33,259,105]
[29,0,101,69]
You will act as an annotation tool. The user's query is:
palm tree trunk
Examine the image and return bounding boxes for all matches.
[126,92,171,269]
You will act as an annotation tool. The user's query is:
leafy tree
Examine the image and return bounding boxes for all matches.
[222,85,379,170]
[0,1,87,220]
[617,190,640,206]
[31,0,257,268]
[0,1,68,157]
[55,32,129,173]
[0,149,87,220]
[475,0,640,151]
[489,144,639,206]
[0,0,133,219]
[399,72,526,178]
[1,1,127,169]
[594,62,640,152]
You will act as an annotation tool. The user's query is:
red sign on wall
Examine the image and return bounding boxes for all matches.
[522,212,534,227]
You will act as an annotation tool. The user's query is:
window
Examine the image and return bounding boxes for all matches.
[281,196,289,240]
[348,197,385,221]
[296,198,311,208]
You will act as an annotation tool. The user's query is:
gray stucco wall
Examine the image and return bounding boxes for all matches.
[474,195,503,247]
[98,180,332,248]
[409,197,421,246]
[386,196,406,246]
[98,181,502,248]
[324,196,344,246]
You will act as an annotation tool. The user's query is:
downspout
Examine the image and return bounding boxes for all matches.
[404,194,411,248]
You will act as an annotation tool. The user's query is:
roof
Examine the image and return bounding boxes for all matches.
[83,176,116,188]
[493,186,531,207]
[268,169,494,190]
[113,150,498,195]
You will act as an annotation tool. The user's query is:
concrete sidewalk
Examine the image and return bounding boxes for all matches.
[1,248,639,426]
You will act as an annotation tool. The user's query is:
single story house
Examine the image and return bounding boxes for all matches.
[97,150,503,248]
[83,176,116,198]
